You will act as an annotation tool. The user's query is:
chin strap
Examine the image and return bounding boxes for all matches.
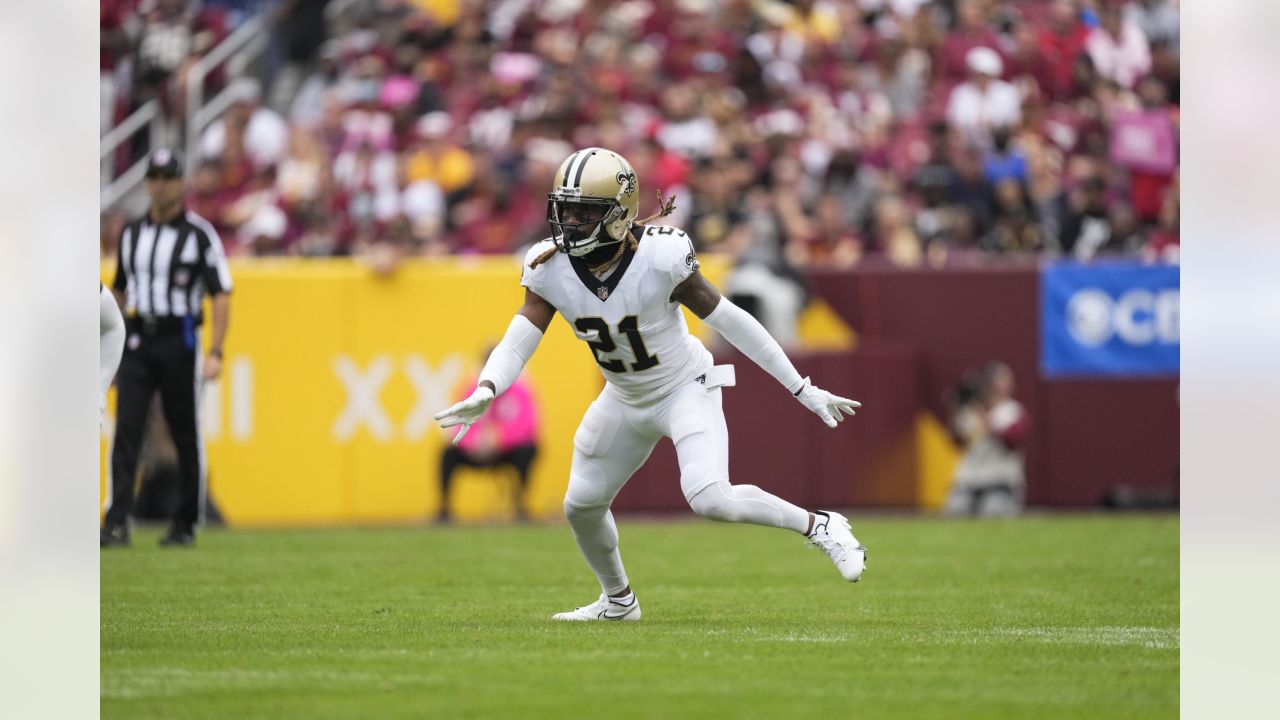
[567,204,630,256]
[566,221,608,256]
[534,205,630,270]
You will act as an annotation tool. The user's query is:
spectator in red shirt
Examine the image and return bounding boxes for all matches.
[935,0,1004,85]
[185,160,236,237]
[945,361,1029,517]
[101,0,137,73]
[1142,186,1179,264]
[1038,0,1091,101]
[1004,17,1056,101]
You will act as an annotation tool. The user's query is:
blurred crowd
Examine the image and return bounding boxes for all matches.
[101,0,1181,270]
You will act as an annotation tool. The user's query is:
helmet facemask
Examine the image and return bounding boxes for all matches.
[547,194,627,257]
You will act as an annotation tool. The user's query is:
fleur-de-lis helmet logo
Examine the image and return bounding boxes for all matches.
[616,171,637,197]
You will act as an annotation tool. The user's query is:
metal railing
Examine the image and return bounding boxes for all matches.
[100,14,269,210]
[184,15,268,172]
[100,99,164,209]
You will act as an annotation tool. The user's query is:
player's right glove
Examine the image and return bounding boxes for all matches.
[433,386,496,445]
[793,377,861,429]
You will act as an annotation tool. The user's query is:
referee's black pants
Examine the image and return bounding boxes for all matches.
[106,319,204,534]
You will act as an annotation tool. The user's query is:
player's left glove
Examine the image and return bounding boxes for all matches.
[793,377,861,428]
[433,386,496,445]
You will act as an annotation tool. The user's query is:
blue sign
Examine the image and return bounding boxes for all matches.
[1041,262,1179,377]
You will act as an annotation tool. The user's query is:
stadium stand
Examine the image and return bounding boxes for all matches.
[100,0,1179,267]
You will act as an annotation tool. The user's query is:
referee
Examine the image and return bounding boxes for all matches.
[101,148,233,548]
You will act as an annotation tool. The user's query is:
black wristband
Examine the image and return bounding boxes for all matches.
[209,347,223,359]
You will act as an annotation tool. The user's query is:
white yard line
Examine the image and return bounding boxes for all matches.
[747,626,1179,649]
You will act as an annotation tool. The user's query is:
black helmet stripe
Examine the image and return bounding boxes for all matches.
[560,151,581,186]
[572,149,598,188]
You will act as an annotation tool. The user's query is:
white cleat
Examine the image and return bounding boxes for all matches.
[552,593,642,622]
[807,511,868,582]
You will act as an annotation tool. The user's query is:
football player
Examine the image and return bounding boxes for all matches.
[435,148,867,621]
[100,282,125,426]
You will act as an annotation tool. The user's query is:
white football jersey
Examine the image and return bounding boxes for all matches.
[522,225,713,406]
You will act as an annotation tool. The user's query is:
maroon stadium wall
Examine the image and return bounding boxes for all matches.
[613,261,1178,512]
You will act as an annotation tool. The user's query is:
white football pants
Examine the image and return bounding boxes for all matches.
[563,377,811,595]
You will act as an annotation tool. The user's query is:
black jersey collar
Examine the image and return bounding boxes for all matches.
[567,226,643,302]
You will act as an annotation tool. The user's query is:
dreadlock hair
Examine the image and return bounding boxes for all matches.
[528,190,679,269]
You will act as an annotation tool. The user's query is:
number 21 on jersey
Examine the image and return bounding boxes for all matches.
[574,316,659,373]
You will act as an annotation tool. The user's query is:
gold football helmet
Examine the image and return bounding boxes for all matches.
[547,147,639,257]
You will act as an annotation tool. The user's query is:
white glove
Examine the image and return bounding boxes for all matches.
[793,377,861,428]
[433,386,496,445]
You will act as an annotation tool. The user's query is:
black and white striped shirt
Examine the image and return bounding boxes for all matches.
[112,209,233,322]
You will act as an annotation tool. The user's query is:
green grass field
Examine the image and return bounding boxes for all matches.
[101,514,1178,719]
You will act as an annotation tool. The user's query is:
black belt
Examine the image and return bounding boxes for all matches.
[126,315,201,335]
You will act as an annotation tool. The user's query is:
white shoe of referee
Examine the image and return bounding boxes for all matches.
[806,511,868,582]
[552,592,641,621]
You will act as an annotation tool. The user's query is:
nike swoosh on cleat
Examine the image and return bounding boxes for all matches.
[600,607,636,620]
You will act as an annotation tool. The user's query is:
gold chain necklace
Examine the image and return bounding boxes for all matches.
[587,242,627,275]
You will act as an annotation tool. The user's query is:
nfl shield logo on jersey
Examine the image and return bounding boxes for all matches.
[597,287,610,300]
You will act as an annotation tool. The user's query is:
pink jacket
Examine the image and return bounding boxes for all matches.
[455,376,538,453]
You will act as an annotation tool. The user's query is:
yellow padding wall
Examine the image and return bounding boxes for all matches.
[101,255,740,526]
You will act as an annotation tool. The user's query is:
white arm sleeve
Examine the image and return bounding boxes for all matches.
[702,297,805,395]
[477,314,544,396]
[100,285,126,412]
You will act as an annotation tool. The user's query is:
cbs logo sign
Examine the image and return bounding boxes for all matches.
[1066,288,1179,348]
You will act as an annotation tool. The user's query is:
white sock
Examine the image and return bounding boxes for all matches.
[564,502,631,595]
[806,511,831,538]
[688,480,811,534]
[609,591,635,605]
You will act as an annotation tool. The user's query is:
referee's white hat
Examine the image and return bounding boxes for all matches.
[146,148,184,178]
